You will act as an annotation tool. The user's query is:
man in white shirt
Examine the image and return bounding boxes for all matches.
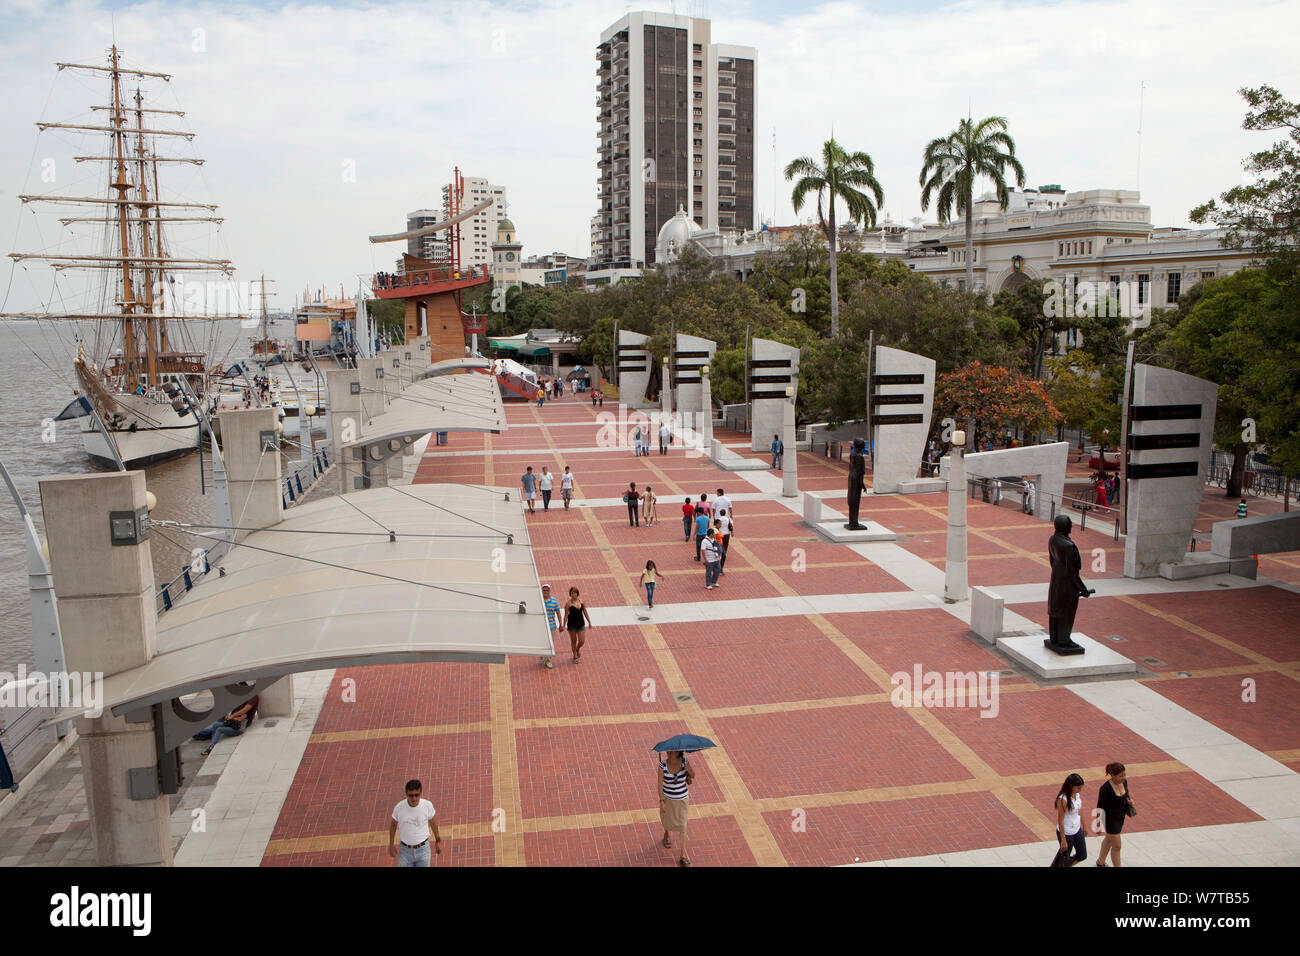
[539,466,554,511]
[713,488,733,518]
[658,423,671,455]
[560,466,575,510]
[389,779,441,867]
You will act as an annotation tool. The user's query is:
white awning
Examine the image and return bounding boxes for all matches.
[347,365,505,449]
[49,483,549,720]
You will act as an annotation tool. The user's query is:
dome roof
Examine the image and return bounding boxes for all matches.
[655,206,701,260]
[498,218,516,232]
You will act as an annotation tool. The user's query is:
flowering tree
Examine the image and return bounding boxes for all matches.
[935,361,1061,446]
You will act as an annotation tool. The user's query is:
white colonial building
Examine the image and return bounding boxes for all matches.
[902,187,1257,311]
[647,186,1259,315]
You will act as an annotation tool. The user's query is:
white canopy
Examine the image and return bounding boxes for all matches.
[49,483,550,720]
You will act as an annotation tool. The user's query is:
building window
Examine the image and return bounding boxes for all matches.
[1087,241,1093,254]
[1137,273,1149,305]
[1201,271,1215,281]
[1058,242,1064,256]
[1167,272,1181,303]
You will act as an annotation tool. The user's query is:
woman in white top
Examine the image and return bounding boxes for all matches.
[1053,772,1087,866]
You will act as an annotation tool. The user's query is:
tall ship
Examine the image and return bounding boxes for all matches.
[4,46,244,466]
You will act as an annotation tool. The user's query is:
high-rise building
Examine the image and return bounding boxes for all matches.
[403,176,508,268]
[589,11,756,285]
[449,177,508,268]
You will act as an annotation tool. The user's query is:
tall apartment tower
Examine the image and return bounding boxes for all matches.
[445,177,507,268]
[404,177,507,268]
[590,12,756,283]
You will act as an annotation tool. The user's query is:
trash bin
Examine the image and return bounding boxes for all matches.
[435,431,448,446]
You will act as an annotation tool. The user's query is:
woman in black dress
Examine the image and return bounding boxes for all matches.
[1096,761,1133,867]
[565,587,593,663]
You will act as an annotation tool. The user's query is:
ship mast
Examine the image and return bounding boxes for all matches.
[108,45,140,385]
[132,84,160,387]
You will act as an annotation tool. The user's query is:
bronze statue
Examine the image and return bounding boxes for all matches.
[1046,514,1094,655]
[845,437,867,530]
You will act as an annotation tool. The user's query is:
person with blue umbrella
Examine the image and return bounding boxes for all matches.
[653,734,715,867]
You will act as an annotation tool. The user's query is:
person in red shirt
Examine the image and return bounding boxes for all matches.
[1096,477,1109,508]
[681,498,695,541]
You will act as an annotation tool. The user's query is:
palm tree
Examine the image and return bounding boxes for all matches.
[919,115,1026,295]
[785,138,885,338]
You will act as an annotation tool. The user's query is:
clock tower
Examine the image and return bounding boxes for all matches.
[491,217,523,291]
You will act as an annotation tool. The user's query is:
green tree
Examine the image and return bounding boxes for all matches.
[365,298,405,340]
[1191,85,1300,269]
[1044,352,1120,444]
[992,277,1064,377]
[919,115,1026,295]
[785,138,885,338]
[1163,268,1294,498]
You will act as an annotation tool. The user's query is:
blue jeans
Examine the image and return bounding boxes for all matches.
[1057,828,1086,863]
[772,453,782,470]
[705,561,720,587]
[196,720,243,746]
[628,502,639,526]
[398,841,431,867]
[645,582,656,606]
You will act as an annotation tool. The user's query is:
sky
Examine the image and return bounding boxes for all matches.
[0,0,1297,314]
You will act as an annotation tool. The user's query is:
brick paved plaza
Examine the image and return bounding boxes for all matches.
[252,393,1300,867]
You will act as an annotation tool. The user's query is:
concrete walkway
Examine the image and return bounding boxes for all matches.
[5,403,1297,866]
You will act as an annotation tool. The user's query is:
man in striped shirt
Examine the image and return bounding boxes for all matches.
[541,584,559,669]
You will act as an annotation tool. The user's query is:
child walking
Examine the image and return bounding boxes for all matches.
[640,560,660,609]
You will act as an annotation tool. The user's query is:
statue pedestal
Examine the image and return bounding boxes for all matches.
[808,519,897,543]
[996,633,1139,679]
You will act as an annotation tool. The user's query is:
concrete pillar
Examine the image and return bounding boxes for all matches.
[375,350,401,402]
[802,492,822,525]
[218,407,283,538]
[217,408,295,710]
[944,445,969,602]
[38,471,172,866]
[700,365,713,453]
[327,368,362,493]
[258,676,295,717]
[355,357,387,416]
[661,359,672,416]
[782,395,798,498]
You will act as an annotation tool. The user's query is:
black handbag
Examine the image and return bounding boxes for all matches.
[1124,794,1137,818]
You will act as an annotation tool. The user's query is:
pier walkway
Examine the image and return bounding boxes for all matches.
[3,392,1298,866]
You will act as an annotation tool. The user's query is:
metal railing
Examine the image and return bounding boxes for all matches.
[966,476,1122,540]
[1206,459,1300,499]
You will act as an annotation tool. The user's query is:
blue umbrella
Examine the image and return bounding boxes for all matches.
[652,734,716,754]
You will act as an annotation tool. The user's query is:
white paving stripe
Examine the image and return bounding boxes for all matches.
[843,818,1300,867]
[1068,680,1300,821]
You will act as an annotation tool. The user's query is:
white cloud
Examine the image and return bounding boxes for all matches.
[1,0,1296,314]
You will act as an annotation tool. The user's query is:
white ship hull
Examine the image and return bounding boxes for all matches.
[80,392,202,466]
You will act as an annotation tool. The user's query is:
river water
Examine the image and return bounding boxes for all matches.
[0,317,311,673]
